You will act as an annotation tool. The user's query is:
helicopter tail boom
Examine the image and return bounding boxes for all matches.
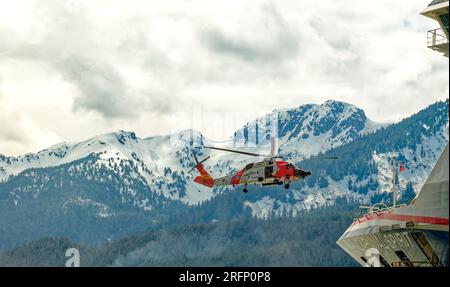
[193,163,215,187]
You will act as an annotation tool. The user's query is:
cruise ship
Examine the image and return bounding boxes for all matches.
[337,0,449,267]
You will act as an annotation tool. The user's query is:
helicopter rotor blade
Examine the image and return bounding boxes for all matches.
[298,155,339,161]
[311,156,339,160]
[274,154,339,161]
[193,154,199,165]
[204,146,263,157]
[199,156,211,164]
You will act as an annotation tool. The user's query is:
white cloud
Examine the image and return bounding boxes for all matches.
[0,0,448,156]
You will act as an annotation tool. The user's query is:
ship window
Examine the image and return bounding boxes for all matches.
[394,250,413,267]
[361,255,390,267]
[379,255,390,267]
[439,13,449,32]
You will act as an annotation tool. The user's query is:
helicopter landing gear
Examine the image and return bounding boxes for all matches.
[284,183,290,189]
[243,184,248,193]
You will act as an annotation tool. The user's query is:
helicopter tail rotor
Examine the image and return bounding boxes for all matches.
[188,152,215,188]
[188,154,211,173]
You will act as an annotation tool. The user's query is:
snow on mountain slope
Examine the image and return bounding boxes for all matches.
[1,100,381,207]
[371,122,449,199]
[0,100,447,216]
[243,126,449,219]
[0,129,216,205]
[233,100,384,157]
[193,100,387,200]
[243,176,356,218]
[240,100,449,217]
[0,130,183,180]
[0,131,146,181]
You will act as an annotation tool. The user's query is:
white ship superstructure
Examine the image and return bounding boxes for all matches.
[337,0,449,267]
[421,0,449,57]
[337,145,449,267]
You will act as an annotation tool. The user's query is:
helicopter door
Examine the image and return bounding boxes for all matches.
[265,166,274,178]
[254,167,264,182]
[255,168,263,178]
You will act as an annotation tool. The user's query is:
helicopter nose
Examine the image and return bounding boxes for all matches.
[295,169,311,178]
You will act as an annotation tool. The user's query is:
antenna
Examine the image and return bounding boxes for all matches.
[392,156,396,208]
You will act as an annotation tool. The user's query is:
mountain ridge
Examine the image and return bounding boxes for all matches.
[0,99,383,183]
[0,99,448,250]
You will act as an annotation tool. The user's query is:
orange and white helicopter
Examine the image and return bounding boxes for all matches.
[189,137,337,193]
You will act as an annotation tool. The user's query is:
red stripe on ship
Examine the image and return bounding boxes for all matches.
[353,213,449,226]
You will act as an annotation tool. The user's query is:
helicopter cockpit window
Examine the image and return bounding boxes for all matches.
[245,163,254,170]
[265,166,274,178]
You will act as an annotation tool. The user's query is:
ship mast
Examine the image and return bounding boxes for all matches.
[392,156,396,207]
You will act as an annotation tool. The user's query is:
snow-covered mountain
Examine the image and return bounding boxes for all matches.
[1,100,447,210]
[0,100,385,207]
[0,129,217,206]
[233,100,383,157]
[248,119,449,218]
[0,99,448,249]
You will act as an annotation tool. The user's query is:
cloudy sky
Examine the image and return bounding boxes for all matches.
[0,0,448,156]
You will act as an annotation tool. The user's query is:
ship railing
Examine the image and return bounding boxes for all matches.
[391,261,433,267]
[427,27,449,49]
[353,203,407,222]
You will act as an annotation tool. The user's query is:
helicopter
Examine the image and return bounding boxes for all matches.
[189,137,337,193]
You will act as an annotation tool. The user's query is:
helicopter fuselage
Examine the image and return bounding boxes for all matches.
[203,159,311,188]
[191,138,314,192]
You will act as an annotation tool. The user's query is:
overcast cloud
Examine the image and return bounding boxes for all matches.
[0,0,448,156]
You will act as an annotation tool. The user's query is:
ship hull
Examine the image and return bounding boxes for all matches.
[337,143,449,267]
[337,218,449,267]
